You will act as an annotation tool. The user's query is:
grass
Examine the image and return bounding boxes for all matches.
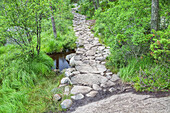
[26,73,72,113]
[0,45,72,113]
[118,57,170,92]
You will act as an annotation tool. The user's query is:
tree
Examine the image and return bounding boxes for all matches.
[151,0,159,31]
[1,0,50,56]
[49,2,57,38]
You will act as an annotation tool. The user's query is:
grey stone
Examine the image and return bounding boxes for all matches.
[71,74,108,86]
[64,86,70,95]
[96,65,107,73]
[98,46,105,51]
[71,93,84,100]
[71,86,92,94]
[72,71,80,75]
[66,53,76,61]
[86,49,96,56]
[106,72,113,76]
[61,99,73,109]
[86,91,98,97]
[109,87,117,92]
[95,57,105,61]
[53,94,61,102]
[70,56,76,67]
[92,84,102,90]
[110,74,120,82]
[61,77,71,84]
[100,80,115,88]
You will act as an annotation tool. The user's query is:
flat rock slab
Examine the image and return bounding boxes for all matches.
[71,86,92,94]
[71,74,108,86]
[71,92,170,113]
[75,65,106,74]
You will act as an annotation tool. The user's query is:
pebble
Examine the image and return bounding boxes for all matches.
[61,99,73,109]
[86,91,98,97]
[53,94,61,102]
[71,93,84,100]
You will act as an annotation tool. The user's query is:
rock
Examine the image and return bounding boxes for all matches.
[110,74,120,82]
[92,84,102,90]
[61,99,73,109]
[97,65,107,73]
[65,68,75,77]
[106,72,113,76]
[53,94,61,102]
[66,53,76,61]
[95,57,105,61]
[70,56,76,67]
[86,91,98,97]
[71,86,92,94]
[100,80,115,88]
[61,77,71,84]
[86,49,96,56]
[64,86,70,95]
[65,71,73,77]
[71,74,108,86]
[72,71,80,75]
[75,65,98,74]
[106,75,112,79]
[98,46,105,51]
[71,93,84,100]
[109,87,117,93]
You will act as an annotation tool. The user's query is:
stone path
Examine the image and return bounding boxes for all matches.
[57,6,170,113]
[61,7,121,97]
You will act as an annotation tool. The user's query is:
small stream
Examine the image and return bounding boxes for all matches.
[48,50,75,71]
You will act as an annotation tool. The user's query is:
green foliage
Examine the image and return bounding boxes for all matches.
[150,28,170,63]
[79,0,170,91]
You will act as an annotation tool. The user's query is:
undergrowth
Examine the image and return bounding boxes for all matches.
[79,0,170,92]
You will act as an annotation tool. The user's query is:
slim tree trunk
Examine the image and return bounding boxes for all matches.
[151,0,159,32]
[50,5,57,38]
[92,0,97,10]
[96,0,100,8]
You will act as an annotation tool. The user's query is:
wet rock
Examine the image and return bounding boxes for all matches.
[71,93,84,100]
[71,86,92,94]
[53,94,61,102]
[70,56,76,67]
[66,53,76,61]
[86,91,98,97]
[92,84,102,91]
[61,99,73,109]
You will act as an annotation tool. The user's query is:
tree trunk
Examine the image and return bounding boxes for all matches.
[50,5,57,38]
[96,0,100,8]
[92,0,97,10]
[151,0,159,32]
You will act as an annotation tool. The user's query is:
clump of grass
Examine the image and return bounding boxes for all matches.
[119,57,170,92]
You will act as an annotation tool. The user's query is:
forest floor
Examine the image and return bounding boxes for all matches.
[59,6,170,113]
